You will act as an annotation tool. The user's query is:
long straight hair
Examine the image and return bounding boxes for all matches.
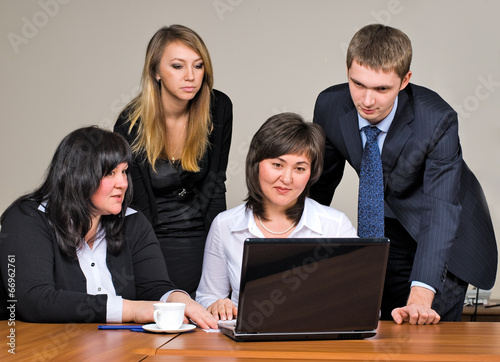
[124,24,214,172]
[1,127,133,259]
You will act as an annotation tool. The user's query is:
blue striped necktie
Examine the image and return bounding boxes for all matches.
[357,126,384,238]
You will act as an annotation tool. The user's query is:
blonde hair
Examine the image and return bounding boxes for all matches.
[125,25,214,172]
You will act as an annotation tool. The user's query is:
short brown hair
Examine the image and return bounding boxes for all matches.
[245,113,325,223]
[347,24,412,80]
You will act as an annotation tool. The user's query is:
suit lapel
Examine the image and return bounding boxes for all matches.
[338,87,415,179]
[382,88,414,186]
[340,105,363,171]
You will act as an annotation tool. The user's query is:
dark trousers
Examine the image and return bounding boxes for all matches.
[158,233,206,298]
[380,217,468,321]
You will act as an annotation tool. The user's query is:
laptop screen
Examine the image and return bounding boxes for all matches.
[236,238,389,334]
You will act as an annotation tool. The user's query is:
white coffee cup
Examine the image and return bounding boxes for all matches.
[153,302,186,330]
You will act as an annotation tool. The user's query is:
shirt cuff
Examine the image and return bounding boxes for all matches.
[411,281,436,294]
[106,295,124,323]
[107,290,187,322]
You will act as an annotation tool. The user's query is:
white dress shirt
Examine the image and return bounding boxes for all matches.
[76,227,125,323]
[195,198,357,309]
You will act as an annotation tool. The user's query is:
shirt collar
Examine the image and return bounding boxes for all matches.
[358,96,398,133]
[231,199,323,236]
[231,205,258,234]
[39,203,137,216]
[293,198,323,235]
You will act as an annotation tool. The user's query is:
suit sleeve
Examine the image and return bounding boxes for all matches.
[0,203,108,323]
[124,212,178,300]
[309,91,346,206]
[406,110,463,290]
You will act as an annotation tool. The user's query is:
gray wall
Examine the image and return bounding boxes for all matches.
[1,0,499,298]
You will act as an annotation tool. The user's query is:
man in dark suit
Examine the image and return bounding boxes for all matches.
[310,24,497,324]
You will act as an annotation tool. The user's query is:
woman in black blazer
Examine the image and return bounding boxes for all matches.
[0,126,216,328]
[114,25,232,297]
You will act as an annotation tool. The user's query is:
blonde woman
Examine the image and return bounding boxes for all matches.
[114,25,232,296]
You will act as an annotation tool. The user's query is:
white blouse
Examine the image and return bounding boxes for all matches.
[195,198,357,310]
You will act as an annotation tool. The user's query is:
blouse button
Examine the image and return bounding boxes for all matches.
[98,287,101,292]
[91,263,95,267]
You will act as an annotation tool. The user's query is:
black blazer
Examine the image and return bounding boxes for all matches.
[114,89,233,231]
[310,83,497,291]
[0,201,176,322]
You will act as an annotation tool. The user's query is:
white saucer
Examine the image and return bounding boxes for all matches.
[142,323,196,333]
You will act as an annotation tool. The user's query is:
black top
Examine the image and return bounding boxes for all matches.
[0,201,177,322]
[151,158,206,237]
[114,89,233,232]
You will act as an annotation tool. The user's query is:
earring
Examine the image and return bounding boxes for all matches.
[156,78,161,86]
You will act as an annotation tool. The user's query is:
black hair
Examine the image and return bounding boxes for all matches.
[1,126,133,259]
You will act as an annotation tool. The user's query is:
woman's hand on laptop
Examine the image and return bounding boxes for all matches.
[207,298,238,321]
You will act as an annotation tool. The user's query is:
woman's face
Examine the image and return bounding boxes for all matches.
[91,162,128,217]
[258,153,311,211]
[156,41,205,105]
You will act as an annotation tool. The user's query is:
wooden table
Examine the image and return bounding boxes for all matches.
[1,322,175,361]
[156,321,500,362]
[2,321,500,361]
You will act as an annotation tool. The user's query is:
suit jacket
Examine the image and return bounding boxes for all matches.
[114,89,233,231]
[310,83,497,291]
[0,201,176,322]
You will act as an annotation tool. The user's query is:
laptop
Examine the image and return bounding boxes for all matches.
[218,237,390,341]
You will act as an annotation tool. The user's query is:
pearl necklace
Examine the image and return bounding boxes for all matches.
[257,215,296,235]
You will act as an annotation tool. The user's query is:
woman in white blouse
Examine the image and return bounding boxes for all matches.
[195,113,357,321]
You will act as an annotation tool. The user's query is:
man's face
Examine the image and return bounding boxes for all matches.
[348,61,411,125]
